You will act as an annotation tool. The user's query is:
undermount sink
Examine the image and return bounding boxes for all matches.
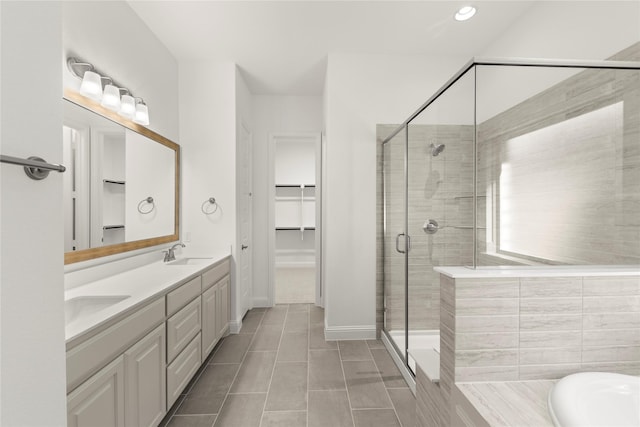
[166,257,212,266]
[548,372,640,427]
[65,295,130,326]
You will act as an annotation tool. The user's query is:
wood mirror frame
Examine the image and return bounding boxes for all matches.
[63,89,180,264]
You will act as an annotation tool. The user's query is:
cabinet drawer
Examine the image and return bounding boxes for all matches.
[202,259,230,291]
[66,298,165,392]
[167,333,201,409]
[167,297,202,363]
[167,276,201,316]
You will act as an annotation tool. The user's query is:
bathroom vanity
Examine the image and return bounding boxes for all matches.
[64,255,230,427]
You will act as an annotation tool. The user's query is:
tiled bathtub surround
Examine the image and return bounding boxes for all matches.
[439,271,640,388]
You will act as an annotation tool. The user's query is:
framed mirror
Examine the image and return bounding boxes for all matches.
[63,89,180,264]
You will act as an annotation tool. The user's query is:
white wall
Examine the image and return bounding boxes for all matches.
[250,96,323,306]
[0,2,67,424]
[62,1,179,141]
[179,60,239,321]
[323,53,467,338]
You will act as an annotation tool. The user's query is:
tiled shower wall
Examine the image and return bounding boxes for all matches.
[440,273,640,394]
[476,42,640,266]
[377,124,474,333]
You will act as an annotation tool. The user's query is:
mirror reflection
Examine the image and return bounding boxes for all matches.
[63,98,178,261]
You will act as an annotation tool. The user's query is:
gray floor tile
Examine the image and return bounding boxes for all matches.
[370,348,408,389]
[239,312,263,334]
[309,324,337,349]
[309,349,346,390]
[278,332,309,362]
[261,305,288,325]
[213,393,266,427]
[261,411,307,427]
[387,388,416,427]
[211,334,253,364]
[288,303,310,312]
[342,360,393,409]
[309,306,324,325]
[167,415,217,427]
[339,341,373,361]
[250,324,283,351]
[265,362,308,411]
[353,409,401,427]
[284,311,310,333]
[308,390,354,427]
[366,339,386,349]
[177,364,239,415]
[230,351,276,393]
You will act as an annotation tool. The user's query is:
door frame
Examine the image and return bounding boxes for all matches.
[237,121,253,318]
[268,132,323,307]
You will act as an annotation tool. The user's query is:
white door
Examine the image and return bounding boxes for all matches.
[238,123,253,317]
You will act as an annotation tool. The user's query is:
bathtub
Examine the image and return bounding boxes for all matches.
[548,372,640,427]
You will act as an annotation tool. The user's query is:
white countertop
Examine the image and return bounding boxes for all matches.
[65,252,230,346]
[435,265,640,278]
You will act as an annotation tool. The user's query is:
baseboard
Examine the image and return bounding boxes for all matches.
[229,319,242,334]
[324,325,377,340]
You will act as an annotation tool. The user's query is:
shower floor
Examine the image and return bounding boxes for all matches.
[388,329,440,373]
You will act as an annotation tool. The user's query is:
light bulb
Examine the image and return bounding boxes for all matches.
[101,84,121,111]
[119,94,135,119]
[79,70,103,101]
[133,101,150,126]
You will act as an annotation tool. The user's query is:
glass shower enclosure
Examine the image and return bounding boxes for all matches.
[380,53,640,381]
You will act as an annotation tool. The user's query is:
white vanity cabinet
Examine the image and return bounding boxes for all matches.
[67,355,125,427]
[124,324,166,427]
[201,260,230,360]
[66,298,165,427]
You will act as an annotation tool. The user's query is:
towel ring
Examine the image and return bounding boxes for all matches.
[201,197,218,215]
[137,196,155,214]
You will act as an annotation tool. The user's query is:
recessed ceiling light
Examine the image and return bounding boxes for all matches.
[455,6,477,21]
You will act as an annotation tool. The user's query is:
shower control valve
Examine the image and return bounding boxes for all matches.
[423,219,440,234]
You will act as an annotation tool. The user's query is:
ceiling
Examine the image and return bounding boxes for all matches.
[128,1,537,95]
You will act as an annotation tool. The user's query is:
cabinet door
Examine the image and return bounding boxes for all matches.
[167,297,202,362]
[201,284,217,360]
[216,276,230,339]
[67,356,125,427]
[124,324,166,427]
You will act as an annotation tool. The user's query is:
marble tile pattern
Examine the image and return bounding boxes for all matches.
[160,304,415,427]
[448,274,640,382]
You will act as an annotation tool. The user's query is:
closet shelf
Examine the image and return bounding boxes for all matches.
[275,184,316,188]
[103,225,125,230]
[103,179,126,185]
[276,227,316,231]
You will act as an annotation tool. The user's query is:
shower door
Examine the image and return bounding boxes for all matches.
[382,125,408,364]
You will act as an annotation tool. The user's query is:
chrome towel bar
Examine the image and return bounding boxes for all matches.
[0,154,66,180]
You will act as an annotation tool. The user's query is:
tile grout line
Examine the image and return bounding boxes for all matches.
[367,343,404,426]
[258,305,288,427]
[337,341,357,427]
[212,309,265,427]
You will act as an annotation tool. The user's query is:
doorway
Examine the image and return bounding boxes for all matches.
[269,133,322,306]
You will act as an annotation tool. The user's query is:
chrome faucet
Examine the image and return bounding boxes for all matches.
[163,243,185,262]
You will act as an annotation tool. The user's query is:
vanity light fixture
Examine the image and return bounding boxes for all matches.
[100,81,121,111]
[133,99,150,126]
[455,5,476,21]
[67,57,151,126]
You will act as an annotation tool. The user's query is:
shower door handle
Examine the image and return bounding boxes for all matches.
[395,233,411,253]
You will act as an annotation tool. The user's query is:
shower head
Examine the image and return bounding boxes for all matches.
[430,143,445,157]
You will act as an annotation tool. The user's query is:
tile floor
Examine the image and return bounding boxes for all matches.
[159,304,416,427]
